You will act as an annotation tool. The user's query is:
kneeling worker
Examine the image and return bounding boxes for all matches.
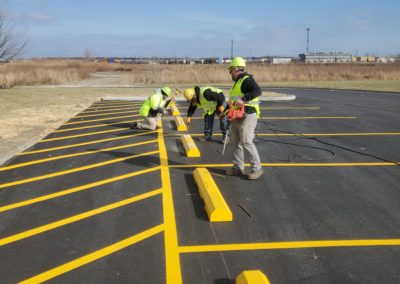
[130,86,172,130]
[184,86,228,142]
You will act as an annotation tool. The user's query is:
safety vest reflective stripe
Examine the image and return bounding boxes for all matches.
[140,93,165,116]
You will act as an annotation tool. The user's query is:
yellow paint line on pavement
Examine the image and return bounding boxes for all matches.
[0,166,160,213]
[81,106,140,114]
[75,110,138,118]
[65,114,140,125]
[260,106,320,110]
[17,130,157,155]
[185,116,356,120]
[0,140,157,171]
[19,225,164,283]
[158,127,182,283]
[40,128,127,142]
[54,119,143,133]
[179,238,400,253]
[0,189,162,246]
[169,162,399,168]
[0,150,159,189]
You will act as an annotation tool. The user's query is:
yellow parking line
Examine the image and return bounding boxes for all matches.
[0,150,159,189]
[158,127,182,283]
[185,116,356,120]
[0,166,160,213]
[54,119,143,133]
[18,130,157,155]
[164,132,400,137]
[260,107,320,110]
[75,110,138,118]
[179,238,400,253]
[19,225,164,284]
[0,140,157,171]
[81,106,140,113]
[0,189,162,246]
[65,114,140,125]
[169,162,399,168]
[40,128,127,142]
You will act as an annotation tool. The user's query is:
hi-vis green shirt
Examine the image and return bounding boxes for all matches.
[198,86,224,116]
[140,92,165,116]
[229,75,260,116]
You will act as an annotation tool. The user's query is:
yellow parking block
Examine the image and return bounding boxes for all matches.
[170,104,180,115]
[174,116,187,131]
[181,135,200,157]
[236,270,270,284]
[193,168,232,222]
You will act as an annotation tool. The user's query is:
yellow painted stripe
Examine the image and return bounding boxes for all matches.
[261,116,356,120]
[185,116,356,120]
[90,102,141,107]
[260,106,320,110]
[19,225,164,284]
[256,132,400,137]
[75,110,138,118]
[81,106,140,114]
[65,114,140,125]
[0,189,162,246]
[164,132,400,137]
[158,127,182,283]
[179,238,400,253]
[54,119,143,133]
[0,140,157,171]
[0,166,160,213]
[168,162,399,168]
[40,128,127,142]
[0,150,159,189]
[17,130,157,155]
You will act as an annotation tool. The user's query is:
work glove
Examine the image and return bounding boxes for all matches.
[218,106,225,118]
[186,117,191,127]
[236,98,244,106]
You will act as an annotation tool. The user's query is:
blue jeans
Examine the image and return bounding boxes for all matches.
[204,112,228,139]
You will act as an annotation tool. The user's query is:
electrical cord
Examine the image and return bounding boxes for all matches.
[256,118,399,165]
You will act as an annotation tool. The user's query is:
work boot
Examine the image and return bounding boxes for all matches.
[247,169,264,180]
[225,167,244,176]
[198,136,212,142]
[130,122,138,129]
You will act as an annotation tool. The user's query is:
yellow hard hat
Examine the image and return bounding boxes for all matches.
[228,56,246,69]
[161,86,172,97]
[183,88,195,101]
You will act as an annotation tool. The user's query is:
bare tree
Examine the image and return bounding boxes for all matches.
[0,7,27,61]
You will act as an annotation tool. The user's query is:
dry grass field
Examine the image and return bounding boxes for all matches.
[1,59,400,88]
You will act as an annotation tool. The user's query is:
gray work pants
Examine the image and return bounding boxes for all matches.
[137,114,161,130]
[229,113,261,172]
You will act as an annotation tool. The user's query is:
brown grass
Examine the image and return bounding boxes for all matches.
[126,63,400,84]
[0,60,128,88]
[1,60,400,88]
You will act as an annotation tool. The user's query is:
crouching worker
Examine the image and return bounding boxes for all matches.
[130,86,172,130]
[184,86,228,142]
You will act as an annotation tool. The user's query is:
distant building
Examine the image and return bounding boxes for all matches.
[271,58,292,64]
[299,52,352,63]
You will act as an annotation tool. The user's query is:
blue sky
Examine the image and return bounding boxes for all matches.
[6,0,400,58]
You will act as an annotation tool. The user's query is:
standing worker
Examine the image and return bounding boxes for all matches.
[225,57,263,180]
[130,86,172,130]
[184,86,228,142]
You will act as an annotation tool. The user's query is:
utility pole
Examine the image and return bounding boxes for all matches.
[306,28,310,53]
[231,40,234,59]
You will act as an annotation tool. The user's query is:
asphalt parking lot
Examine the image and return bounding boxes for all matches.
[0,88,399,283]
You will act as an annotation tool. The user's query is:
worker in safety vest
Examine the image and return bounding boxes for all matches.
[130,86,172,130]
[184,86,228,142]
[225,57,263,180]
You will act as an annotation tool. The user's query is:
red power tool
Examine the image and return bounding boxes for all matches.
[227,101,245,122]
